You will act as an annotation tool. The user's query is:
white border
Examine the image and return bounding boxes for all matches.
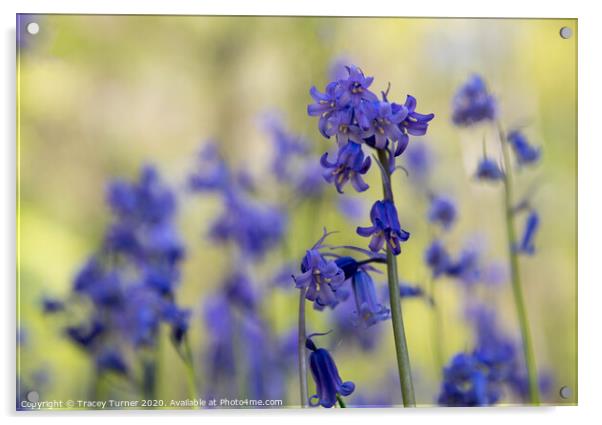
[2,1,600,424]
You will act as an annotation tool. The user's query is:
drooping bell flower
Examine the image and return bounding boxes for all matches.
[351,270,390,327]
[437,353,500,406]
[293,230,346,309]
[515,210,539,255]
[451,74,497,127]
[357,200,410,255]
[427,195,457,230]
[475,157,504,181]
[306,335,355,408]
[320,141,371,193]
[425,239,451,278]
[507,130,541,166]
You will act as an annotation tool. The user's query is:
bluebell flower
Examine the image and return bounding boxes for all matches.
[308,65,434,157]
[438,353,500,406]
[507,130,541,166]
[263,113,309,180]
[329,56,353,81]
[357,200,410,255]
[306,336,355,408]
[323,108,365,146]
[223,270,258,311]
[403,141,434,183]
[452,74,497,126]
[331,297,383,351]
[337,197,365,221]
[96,349,128,375]
[162,303,191,345]
[188,142,231,192]
[359,100,406,149]
[122,286,163,347]
[508,370,553,402]
[107,165,176,225]
[73,258,123,308]
[515,210,539,255]
[313,286,351,312]
[337,65,379,107]
[42,297,64,313]
[66,320,104,349]
[467,306,516,382]
[447,245,481,286]
[308,82,346,138]
[320,142,371,193]
[428,195,457,230]
[475,157,504,181]
[142,264,180,296]
[284,157,326,200]
[352,270,390,327]
[399,95,435,146]
[398,284,426,299]
[293,232,346,309]
[424,239,451,278]
[379,282,431,307]
[204,295,236,383]
[210,191,286,259]
[203,295,241,400]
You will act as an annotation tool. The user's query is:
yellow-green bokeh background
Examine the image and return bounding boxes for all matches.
[17,16,576,407]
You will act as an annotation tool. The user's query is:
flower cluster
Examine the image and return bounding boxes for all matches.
[438,305,551,406]
[53,165,189,378]
[308,65,434,193]
[189,141,287,259]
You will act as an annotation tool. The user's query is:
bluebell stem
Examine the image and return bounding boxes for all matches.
[452,75,540,403]
[498,122,541,404]
[308,65,433,407]
[306,334,355,408]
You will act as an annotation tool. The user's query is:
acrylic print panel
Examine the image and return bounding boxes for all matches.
[16,15,577,410]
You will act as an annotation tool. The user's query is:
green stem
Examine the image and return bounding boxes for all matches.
[429,277,444,378]
[298,286,309,408]
[336,394,347,408]
[377,149,416,407]
[497,123,540,405]
[182,336,200,407]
